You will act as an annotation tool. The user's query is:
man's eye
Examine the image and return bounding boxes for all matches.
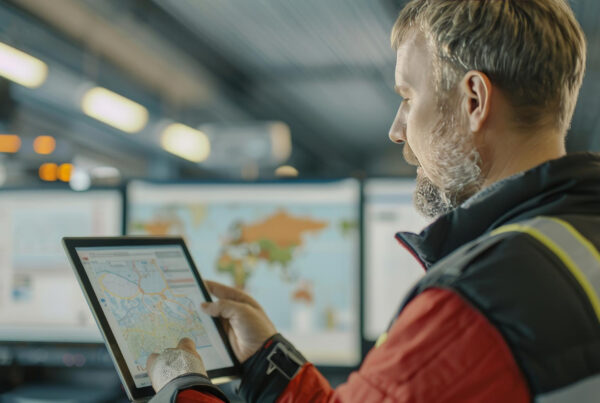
[401,98,410,105]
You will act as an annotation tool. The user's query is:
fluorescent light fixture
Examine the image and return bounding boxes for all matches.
[160,123,211,162]
[81,87,149,133]
[0,42,48,88]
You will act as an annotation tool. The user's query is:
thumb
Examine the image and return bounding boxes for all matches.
[202,299,247,320]
[146,353,159,372]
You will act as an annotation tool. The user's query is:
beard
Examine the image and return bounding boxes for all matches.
[408,104,484,219]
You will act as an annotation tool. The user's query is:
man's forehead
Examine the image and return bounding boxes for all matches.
[394,33,429,87]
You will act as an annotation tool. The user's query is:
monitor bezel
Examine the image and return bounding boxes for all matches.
[62,236,241,401]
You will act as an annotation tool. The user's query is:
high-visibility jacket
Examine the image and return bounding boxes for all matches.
[172,153,600,403]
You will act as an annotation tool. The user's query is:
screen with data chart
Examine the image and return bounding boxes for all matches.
[0,188,123,342]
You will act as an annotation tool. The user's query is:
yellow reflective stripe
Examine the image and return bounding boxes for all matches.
[492,223,600,322]
[547,217,600,268]
[375,332,388,348]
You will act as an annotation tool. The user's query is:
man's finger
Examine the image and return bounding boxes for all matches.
[177,337,198,356]
[146,353,159,372]
[205,280,262,310]
[202,299,248,320]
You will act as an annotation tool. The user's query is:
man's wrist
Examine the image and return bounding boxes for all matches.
[148,349,207,392]
[238,334,307,403]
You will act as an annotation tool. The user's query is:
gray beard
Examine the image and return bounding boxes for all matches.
[414,173,454,218]
[414,171,481,218]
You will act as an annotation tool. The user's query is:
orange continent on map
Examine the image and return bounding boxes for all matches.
[216,210,329,289]
[240,210,328,248]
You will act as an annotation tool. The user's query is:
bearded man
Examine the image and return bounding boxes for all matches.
[146,1,600,402]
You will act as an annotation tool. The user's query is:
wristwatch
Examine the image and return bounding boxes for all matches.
[266,341,304,380]
[239,334,307,403]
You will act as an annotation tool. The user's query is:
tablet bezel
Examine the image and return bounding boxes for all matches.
[62,236,241,401]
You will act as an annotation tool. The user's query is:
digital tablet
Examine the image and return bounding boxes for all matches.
[63,237,240,402]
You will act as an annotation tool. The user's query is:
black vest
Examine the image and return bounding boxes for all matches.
[394,215,600,402]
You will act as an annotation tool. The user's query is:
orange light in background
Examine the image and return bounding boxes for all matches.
[33,135,56,155]
[57,163,73,182]
[0,135,21,153]
[39,163,58,181]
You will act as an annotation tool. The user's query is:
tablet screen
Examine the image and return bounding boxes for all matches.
[75,244,234,388]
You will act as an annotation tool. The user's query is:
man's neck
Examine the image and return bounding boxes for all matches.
[482,129,566,188]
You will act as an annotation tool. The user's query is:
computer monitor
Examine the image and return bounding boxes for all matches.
[363,179,430,341]
[0,188,123,343]
[127,179,361,367]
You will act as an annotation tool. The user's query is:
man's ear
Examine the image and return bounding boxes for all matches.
[460,71,492,133]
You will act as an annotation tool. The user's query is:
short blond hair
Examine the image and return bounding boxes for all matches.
[392,0,586,134]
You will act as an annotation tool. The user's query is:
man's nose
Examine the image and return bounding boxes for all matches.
[389,129,404,144]
[388,119,406,144]
[389,108,406,144]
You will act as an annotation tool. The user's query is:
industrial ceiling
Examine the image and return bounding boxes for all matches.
[1,0,599,180]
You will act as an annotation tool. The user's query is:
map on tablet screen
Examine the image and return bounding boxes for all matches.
[75,244,233,388]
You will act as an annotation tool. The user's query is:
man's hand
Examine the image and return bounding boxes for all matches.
[146,338,207,392]
[202,280,277,363]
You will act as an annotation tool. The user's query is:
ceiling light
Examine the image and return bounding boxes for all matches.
[81,87,148,133]
[91,166,120,179]
[70,168,91,191]
[275,165,299,177]
[39,163,58,182]
[160,123,211,163]
[0,42,48,88]
[0,135,21,153]
[58,163,74,182]
[33,135,56,155]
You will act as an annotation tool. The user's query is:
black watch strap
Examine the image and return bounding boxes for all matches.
[266,342,304,380]
[239,334,307,403]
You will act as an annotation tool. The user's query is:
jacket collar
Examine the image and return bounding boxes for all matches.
[396,152,600,269]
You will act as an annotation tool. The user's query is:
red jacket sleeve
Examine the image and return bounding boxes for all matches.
[175,287,530,402]
[277,287,530,403]
[176,389,225,403]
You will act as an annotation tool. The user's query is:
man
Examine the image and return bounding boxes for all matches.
[147,0,600,401]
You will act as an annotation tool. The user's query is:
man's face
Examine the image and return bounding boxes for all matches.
[389,34,483,218]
